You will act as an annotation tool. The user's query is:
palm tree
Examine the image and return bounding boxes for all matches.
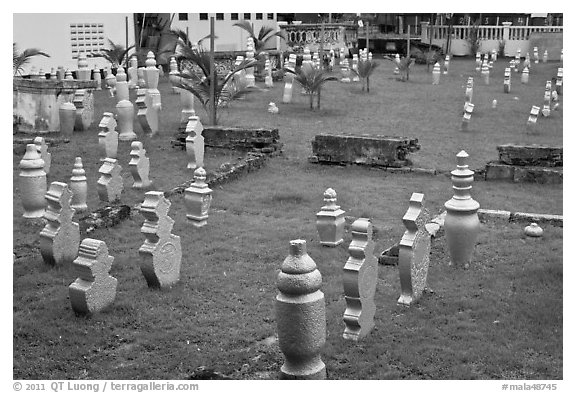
[171,43,258,125]
[13,43,50,76]
[351,59,379,92]
[91,38,135,68]
[285,62,338,110]
[385,55,413,82]
[232,20,286,53]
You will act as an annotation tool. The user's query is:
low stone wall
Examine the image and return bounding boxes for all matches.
[309,133,421,168]
[172,127,282,155]
[485,144,563,184]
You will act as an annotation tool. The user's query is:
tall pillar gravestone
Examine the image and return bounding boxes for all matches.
[185,116,204,170]
[19,144,47,218]
[69,157,88,212]
[129,141,153,189]
[98,112,118,160]
[34,137,51,175]
[316,188,345,247]
[185,167,213,227]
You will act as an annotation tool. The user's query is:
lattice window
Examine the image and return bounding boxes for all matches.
[70,23,105,59]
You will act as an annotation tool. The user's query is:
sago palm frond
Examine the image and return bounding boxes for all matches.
[351,60,379,79]
[13,43,50,76]
[285,62,338,109]
[91,38,134,67]
[233,20,286,52]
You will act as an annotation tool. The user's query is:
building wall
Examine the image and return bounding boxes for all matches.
[170,13,279,52]
[13,13,136,74]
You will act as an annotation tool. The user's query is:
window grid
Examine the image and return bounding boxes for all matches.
[70,23,105,59]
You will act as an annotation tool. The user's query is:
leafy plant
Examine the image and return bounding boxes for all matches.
[91,38,135,68]
[285,62,338,109]
[384,55,413,82]
[232,20,286,53]
[13,43,50,76]
[351,59,379,92]
[171,43,258,125]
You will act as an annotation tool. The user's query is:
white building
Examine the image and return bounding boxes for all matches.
[13,13,136,74]
[170,13,281,51]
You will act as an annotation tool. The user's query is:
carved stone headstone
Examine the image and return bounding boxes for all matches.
[533,46,539,64]
[98,112,118,160]
[76,52,90,80]
[97,158,123,202]
[105,72,117,97]
[129,141,152,188]
[521,67,530,84]
[343,218,377,341]
[462,102,474,131]
[116,98,137,141]
[351,54,360,82]
[542,81,552,117]
[503,67,511,93]
[93,65,102,90]
[276,240,326,379]
[39,182,80,265]
[139,191,182,288]
[128,56,139,89]
[69,238,117,315]
[185,168,212,227]
[475,52,481,72]
[137,67,146,88]
[265,59,273,88]
[179,89,195,132]
[397,193,431,305]
[115,66,129,102]
[73,89,93,131]
[556,68,563,95]
[136,88,156,136]
[245,38,256,88]
[543,49,548,63]
[19,144,47,218]
[443,54,450,74]
[481,62,490,85]
[316,188,345,247]
[340,58,351,83]
[69,157,88,212]
[34,136,51,175]
[465,77,473,104]
[59,101,76,136]
[185,116,204,170]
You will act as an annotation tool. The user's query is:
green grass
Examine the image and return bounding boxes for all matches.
[13,57,562,380]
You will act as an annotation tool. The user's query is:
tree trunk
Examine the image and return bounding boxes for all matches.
[367,76,370,92]
[309,91,314,109]
[317,86,321,109]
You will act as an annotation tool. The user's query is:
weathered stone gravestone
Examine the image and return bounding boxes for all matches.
[136,88,152,135]
[521,67,530,84]
[34,137,51,175]
[475,52,481,71]
[97,158,123,202]
[144,51,162,134]
[351,54,360,82]
[481,62,490,85]
[115,66,129,102]
[264,58,273,88]
[129,141,152,189]
[168,56,180,94]
[542,81,552,117]
[59,101,76,136]
[105,72,117,97]
[343,218,378,341]
[394,53,400,75]
[19,144,47,218]
[98,112,118,160]
[178,89,196,133]
[139,191,182,288]
[185,116,205,170]
[185,167,213,227]
[527,106,540,132]
[73,89,93,131]
[116,93,137,142]
[267,102,279,114]
[397,193,431,306]
[245,37,256,88]
[465,77,473,104]
[533,46,539,64]
[316,188,345,247]
[76,52,91,80]
[69,238,117,315]
[543,49,548,63]
[444,151,480,269]
[276,240,326,379]
[556,68,563,95]
[443,54,450,74]
[340,58,351,83]
[461,103,474,131]
[128,56,139,89]
[39,182,80,266]
[69,157,88,212]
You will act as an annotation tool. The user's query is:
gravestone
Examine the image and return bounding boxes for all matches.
[97,158,123,202]
[179,89,196,132]
[38,68,46,80]
[50,68,57,80]
[34,137,51,175]
[232,55,247,87]
[340,58,351,83]
[475,52,481,72]
[343,218,377,341]
[282,54,297,103]
[481,62,490,85]
[515,48,522,71]
[73,89,93,131]
[139,191,182,288]
[98,112,118,160]
[351,54,360,82]
[542,81,552,117]
[533,46,539,64]
[105,72,117,97]
[65,69,74,80]
[58,102,76,136]
[465,77,473,104]
[265,59,273,88]
[57,66,65,80]
[521,67,530,84]
[527,106,540,132]
[137,67,146,88]
[462,103,474,131]
[169,56,180,94]
[394,53,400,75]
[556,68,563,95]
[19,144,47,218]
[69,157,88,212]
[93,65,102,90]
[443,54,450,74]
[276,240,326,379]
[503,67,511,93]
[39,182,80,266]
[245,37,256,88]
[116,98,137,141]
[185,167,213,227]
[444,151,480,269]
[142,52,162,135]
[185,116,205,170]
[543,49,548,63]
[128,56,139,89]
[69,238,117,315]
[397,193,431,305]
[129,141,153,189]
[136,88,158,136]
[316,188,345,247]
[267,102,279,114]
[432,62,440,84]
[115,66,129,102]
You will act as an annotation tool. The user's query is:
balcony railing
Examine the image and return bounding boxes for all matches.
[280,23,358,50]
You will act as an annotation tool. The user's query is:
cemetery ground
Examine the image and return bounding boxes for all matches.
[13,57,562,380]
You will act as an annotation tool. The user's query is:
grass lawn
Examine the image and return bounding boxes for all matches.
[12,56,563,380]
